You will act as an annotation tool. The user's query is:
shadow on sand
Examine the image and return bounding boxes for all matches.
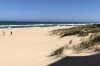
[48,53,100,66]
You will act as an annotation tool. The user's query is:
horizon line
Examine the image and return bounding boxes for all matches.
[0,21,100,22]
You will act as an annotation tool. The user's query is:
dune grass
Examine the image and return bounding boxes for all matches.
[50,40,73,58]
[73,33,100,53]
[50,46,65,58]
[49,24,100,38]
[51,33,100,58]
[79,33,100,49]
[50,24,100,58]
[69,40,73,44]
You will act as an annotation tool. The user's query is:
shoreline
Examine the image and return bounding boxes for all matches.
[0,26,74,29]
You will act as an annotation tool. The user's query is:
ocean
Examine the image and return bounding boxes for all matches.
[0,21,99,29]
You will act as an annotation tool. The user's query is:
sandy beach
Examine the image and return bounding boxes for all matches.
[0,26,97,66]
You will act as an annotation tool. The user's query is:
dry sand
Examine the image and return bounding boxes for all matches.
[0,26,96,66]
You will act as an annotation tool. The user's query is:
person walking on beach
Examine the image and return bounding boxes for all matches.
[11,31,12,35]
[3,31,5,35]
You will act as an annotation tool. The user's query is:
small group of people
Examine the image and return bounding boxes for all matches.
[3,31,13,35]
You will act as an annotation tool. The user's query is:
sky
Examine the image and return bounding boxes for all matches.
[0,0,100,22]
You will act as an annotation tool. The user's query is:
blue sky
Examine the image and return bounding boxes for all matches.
[0,0,100,22]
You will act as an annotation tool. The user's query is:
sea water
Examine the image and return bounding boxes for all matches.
[0,21,99,29]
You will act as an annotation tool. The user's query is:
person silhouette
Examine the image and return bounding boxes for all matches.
[11,31,12,35]
[3,31,5,35]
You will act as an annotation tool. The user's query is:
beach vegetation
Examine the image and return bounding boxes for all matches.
[50,46,65,58]
[50,40,73,57]
[50,33,100,58]
[69,40,73,44]
[49,24,100,38]
[79,33,100,49]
